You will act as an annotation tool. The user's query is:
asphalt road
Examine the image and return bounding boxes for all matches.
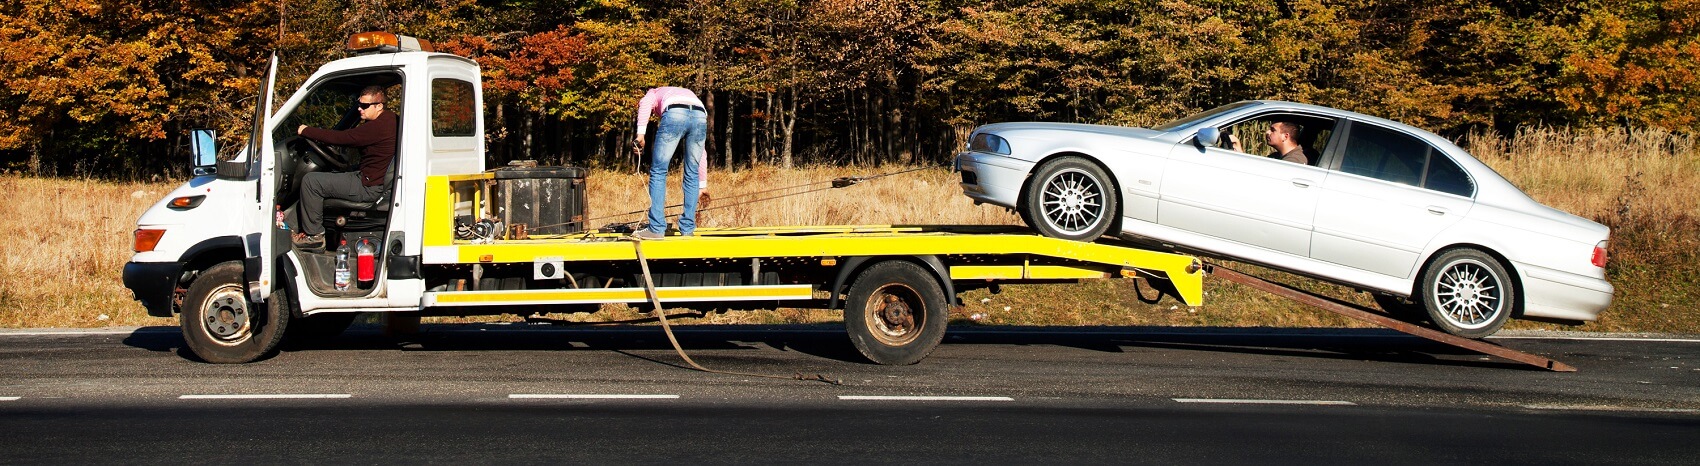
[2,325,1697,464]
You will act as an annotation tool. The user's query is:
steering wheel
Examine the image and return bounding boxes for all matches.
[293,136,353,171]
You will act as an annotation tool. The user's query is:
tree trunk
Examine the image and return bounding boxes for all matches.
[705,88,716,172]
[780,89,797,169]
[724,91,735,171]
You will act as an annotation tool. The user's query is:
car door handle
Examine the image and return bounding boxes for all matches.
[1291,178,1313,188]
[1427,206,1449,216]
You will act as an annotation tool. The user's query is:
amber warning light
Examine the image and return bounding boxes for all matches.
[347,31,434,54]
[134,229,165,252]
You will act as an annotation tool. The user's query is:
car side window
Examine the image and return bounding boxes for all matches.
[1338,123,1474,197]
[1339,124,1426,187]
[1424,152,1474,197]
[1215,113,1335,166]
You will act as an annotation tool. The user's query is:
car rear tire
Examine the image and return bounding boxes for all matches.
[844,261,949,365]
[181,261,289,363]
[1024,157,1116,241]
[1419,249,1515,339]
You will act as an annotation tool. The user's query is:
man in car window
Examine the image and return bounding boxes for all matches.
[1229,120,1309,165]
[290,85,397,251]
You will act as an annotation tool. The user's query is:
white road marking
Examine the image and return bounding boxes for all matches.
[1490,336,1700,343]
[838,396,1014,401]
[509,394,679,399]
[1521,404,1700,414]
[1174,398,1355,405]
[0,396,20,401]
[179,394,352,400]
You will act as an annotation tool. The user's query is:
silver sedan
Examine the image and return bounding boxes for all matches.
[955,100,1613,338]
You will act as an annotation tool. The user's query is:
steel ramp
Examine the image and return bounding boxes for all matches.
[1205,262,1576,372]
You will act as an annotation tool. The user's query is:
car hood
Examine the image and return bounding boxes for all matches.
[978,122,1171,142]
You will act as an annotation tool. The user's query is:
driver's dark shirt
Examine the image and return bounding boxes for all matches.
[300,109,398,187]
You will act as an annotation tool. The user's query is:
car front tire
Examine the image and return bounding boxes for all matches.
[1419,249,1515,339]
[1023,156,1117,242]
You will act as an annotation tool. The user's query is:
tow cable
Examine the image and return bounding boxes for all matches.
[583,166,932,230]
[627,237,842,385]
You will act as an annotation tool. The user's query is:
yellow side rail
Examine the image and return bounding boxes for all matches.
[422,175,1204,306]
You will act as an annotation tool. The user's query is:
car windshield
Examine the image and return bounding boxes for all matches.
[1152,101,1261,132]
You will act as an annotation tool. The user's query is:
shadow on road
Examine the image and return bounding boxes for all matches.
[120,323,1538,370]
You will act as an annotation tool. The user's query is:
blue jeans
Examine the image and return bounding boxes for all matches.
[647,107,708,235]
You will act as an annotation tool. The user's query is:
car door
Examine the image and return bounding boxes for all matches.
[1311,121,1475,279]
[1157,116,1329,257]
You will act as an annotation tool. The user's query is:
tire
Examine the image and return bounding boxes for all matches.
[1023,156,1117,241]
[180,261,289,363]
[844,261,949,365]
[1418,249,1516,339]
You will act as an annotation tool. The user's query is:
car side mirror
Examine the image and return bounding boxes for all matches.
[190,129,217,176]
[1193,127,1220,149]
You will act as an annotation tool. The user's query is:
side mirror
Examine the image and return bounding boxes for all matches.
[190,129,217,176]
[1193,127,1220,149]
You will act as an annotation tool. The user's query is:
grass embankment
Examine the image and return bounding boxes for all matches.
[3,127,1695,332]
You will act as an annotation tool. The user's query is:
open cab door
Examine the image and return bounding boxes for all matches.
[245,54,282,303]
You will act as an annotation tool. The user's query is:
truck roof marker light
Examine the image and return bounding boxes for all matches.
[347,31,435,54]
[134,229,165,252]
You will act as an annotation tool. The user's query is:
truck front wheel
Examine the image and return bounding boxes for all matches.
[181,261,289,363]
[844,261,949,365]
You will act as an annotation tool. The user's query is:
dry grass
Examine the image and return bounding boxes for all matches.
[6,126,1697,333]
[583,164,1019,228]
[0,176,178,328]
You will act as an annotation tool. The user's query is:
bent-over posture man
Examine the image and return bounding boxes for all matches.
[292,85,397,250]
[631,86,710,239]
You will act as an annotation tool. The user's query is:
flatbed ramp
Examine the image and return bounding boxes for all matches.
[1206,262,1576,372]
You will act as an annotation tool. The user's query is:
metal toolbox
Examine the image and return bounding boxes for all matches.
[488,166,587,237]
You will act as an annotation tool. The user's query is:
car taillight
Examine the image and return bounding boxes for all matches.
[1590,240,1608,268]
[134,229,165,252]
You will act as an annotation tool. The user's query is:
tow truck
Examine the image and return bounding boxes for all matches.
[122,32,1574,372]
[119,32,1205,365]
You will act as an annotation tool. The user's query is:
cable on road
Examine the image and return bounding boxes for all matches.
[628,237,842,385]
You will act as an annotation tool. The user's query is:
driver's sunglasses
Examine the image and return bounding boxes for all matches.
[356,101,384,110]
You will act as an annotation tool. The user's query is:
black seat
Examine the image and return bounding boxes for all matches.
[325,191,391,231]
[323,148,397,231]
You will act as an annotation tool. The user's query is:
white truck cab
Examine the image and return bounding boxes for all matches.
[123,32,485,362]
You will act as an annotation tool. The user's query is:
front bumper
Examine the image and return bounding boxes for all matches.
[954,151,1032,209]
[123,261,182,317]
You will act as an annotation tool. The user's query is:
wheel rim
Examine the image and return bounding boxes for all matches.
[201,284,253,345]
[1039,168,1105,235]
[1430,259,1503,329]
[864,284,924,347]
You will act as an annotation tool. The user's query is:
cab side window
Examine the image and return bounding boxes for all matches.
[1338,123,1474,196]
[431,79,475,137]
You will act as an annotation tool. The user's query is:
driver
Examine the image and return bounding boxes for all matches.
[290,85,397,251]
[1228,120,1309,165]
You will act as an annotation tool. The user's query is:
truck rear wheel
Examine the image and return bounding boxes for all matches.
[844,261,949,365]
[181,261,289,363]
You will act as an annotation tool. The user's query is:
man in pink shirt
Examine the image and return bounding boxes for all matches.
[632,86,709,238]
